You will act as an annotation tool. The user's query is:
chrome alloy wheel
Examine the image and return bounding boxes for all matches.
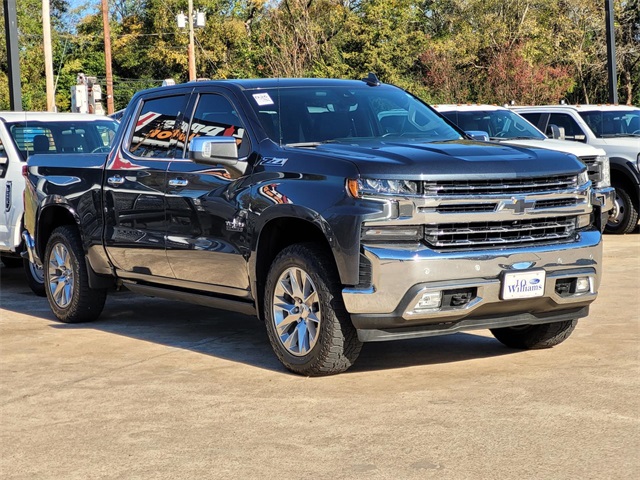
[48,243,75,308]
[607,192,625,227]
[272,267,321,356]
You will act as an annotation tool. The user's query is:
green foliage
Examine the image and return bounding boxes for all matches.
[1,0,638,111]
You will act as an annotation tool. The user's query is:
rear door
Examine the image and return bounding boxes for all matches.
[0,125,16,250]
[103,91,191,278]
[165,89,254,293]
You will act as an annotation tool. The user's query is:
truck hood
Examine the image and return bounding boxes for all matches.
[501,138,606,158]
[305,140,584,179]
[593,136,640,151]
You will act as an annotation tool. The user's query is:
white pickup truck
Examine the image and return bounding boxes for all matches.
[513,104,640,234]
[434,104,615,233]
[0,112,119,294]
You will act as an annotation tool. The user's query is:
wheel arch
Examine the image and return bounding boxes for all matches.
[35,201,79,260]
[251,210,339,321]
[609,160,640,209]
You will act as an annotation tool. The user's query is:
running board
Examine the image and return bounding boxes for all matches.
[122,281,256,316]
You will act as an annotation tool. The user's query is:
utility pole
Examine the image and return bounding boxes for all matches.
[188,0,196,81]
[3,0,22,110]
[101,0,114,114]
[604,0,618,104]
[42,0,55,111]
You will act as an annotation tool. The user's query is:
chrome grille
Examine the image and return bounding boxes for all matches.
[424,217,577,249]
[423,175,577,196]
[535,198,578,209]
[435,203,497,213]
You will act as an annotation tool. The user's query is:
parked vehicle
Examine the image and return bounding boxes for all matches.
[434,104,614,232]
[24,78,602,375]
[514,105,640,234]
[0,112,119,295]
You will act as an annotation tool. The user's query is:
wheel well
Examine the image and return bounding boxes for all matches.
[36,207,77,259]
[255,217,334,320]
[610,169,639,208]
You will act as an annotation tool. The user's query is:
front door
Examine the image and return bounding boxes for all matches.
[165,91,253,293]
[103,92,190,278]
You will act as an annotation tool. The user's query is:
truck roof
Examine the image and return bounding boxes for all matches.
[138,78,389,96]
[433,104,508,112]
[0,112,114,122]
[513,104,639,113]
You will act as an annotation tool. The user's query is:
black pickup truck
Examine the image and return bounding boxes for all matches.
[24,77,603,375]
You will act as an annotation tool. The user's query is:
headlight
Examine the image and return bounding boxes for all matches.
[597,155,611,187]
[348,178,419,197]
[577,170,589,186]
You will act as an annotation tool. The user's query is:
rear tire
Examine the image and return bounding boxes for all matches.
[605,186,638,234]
[23,258,46,297]
[264,243,362,376]
[44,226,106,323]
[490,320,578,350]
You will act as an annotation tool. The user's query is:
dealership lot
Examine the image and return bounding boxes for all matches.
[1,234,638,479]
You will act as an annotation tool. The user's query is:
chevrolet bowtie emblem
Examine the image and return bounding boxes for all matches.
[502,197,535,214]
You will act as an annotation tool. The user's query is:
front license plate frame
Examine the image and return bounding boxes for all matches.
[501,269,546,300]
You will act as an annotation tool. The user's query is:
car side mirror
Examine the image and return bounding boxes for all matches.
[547,124,565,140]
[465,130,490,142]
[189,136,246,176]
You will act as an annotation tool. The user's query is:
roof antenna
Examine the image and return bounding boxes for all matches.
[361,72,381,86]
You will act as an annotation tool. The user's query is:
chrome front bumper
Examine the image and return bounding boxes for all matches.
[592,187,615,212]
[342,229,602,339]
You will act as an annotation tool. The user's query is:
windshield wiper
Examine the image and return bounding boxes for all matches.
[600,133,640,138]
[490,136,538,141]
[285,141,327,148]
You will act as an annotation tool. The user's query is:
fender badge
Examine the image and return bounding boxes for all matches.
[225,217,245,232]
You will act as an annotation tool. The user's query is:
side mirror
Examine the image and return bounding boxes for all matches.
[189,136,246,176]
[547,124,565,140]
[465,130,490,142]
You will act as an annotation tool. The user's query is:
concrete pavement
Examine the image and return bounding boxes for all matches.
[1,234,638,479]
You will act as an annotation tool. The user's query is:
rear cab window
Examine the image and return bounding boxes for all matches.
[7,121,119,160]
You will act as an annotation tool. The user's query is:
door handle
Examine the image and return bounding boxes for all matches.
[107,175,125,186]
[168,178,189,187]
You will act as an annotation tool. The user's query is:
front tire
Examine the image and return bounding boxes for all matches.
[44,226,106,323]
[605,185,638,234]
[490,320,578,350]
[264,243,362,376]
[23,258,46,296]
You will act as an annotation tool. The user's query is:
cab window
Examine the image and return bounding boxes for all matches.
[186,93,250,158]
[548,113,586,142]
[0,137,6,177]
[128,95,189,158]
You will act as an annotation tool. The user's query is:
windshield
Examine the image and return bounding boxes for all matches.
[8,120,119,160]
[579,109,640,138]
[440,109,546,140]
[245,85,462,146]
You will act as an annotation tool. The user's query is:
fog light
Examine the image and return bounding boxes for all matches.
[575,277,591,293]
[415,291,442,310]
[576,214,591,229]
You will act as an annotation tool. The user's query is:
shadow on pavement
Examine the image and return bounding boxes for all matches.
[2,264,515,375]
